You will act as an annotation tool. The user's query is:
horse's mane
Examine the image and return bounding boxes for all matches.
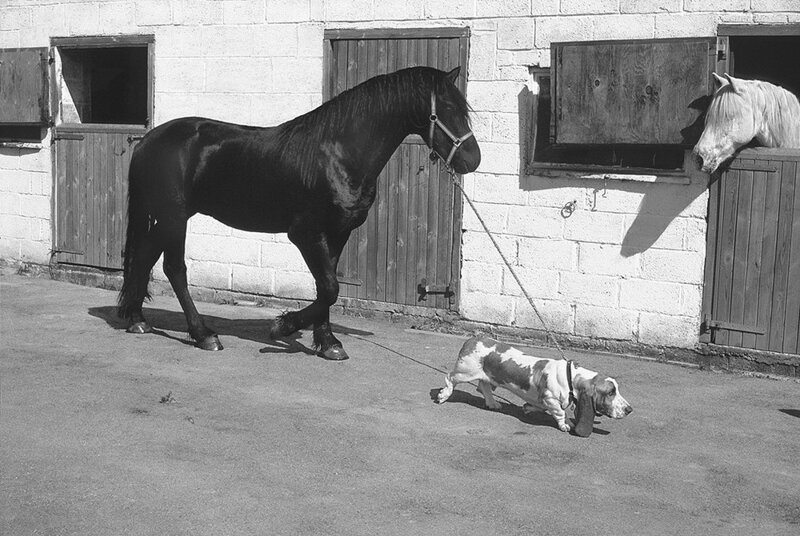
[706,78,800,148]
[273,67,470,186]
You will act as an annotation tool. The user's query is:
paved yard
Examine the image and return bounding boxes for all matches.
[1,272,799,535]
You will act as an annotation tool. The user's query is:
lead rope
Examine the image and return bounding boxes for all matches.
[446,168,567,360]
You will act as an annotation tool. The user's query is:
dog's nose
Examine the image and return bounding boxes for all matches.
[624,405,633,415]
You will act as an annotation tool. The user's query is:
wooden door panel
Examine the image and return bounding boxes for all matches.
[326,30,469,309]
[704,150,800,355]
[54,130,139,269]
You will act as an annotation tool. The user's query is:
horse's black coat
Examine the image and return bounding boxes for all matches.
[117,66,481,359]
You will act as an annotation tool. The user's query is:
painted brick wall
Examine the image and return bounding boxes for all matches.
[2,1,799,349]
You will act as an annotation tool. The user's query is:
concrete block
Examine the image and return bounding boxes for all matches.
[621,214,685,252]
[654,13,716,38]
[154,93,200,123]
[187,260,231,290]
[156,26,205,58]
[620,0,682,13]
[271,57,323,93]
[66,2,100,35]
[640,249,706,284]
[461,232,518,265]
[752,0,800,9]
[187,235,261,266]
[468,81,524,113]
[18,150,50,173]
[579,243,641,277]
[20,194,50,220]
[476,0,530,17]
[561,0,619,14]
[374,0,425,19]
[261,242,308,272]
[19,238,50,264]
[0,214,28,239]
[491,112,520,143]
[593,15,656,40]
[639,312,699,347]
[250,94,317,126]
[501,266,560,300]
[425,0,476,19]
[224,1,266,24]
[189,215,232,236]
[0,192,20,215]
[0,7,30,31]
[274,270,316,300]
[460,291,515,325]
[575,304,637,340]
[531,0,561,16]
[497,18,535,50]
[474,141,520,175]
[535,16,594,48]
[325,0,374,21]
[99,2,136,31]
[560,272,619,307]
[298,24,324,57]
[468,32,497,81]
[194,93,252,123]
[461,261,504,295]
[0,238,19,258]
[0,30,20,49]
[0,170,32,194]
[135,0,173,26]
[684,0,748,11]
[469,112,493,144]
[156,57,206,93]
[513,298,574,334]
[462,202,507,233]
[518,237,576,270]
[564,210,626,244]
[232,264,275,295]
[173,0,224,25]
[506,206,564,238]
[204,58,272,93]
[619,279,684,315]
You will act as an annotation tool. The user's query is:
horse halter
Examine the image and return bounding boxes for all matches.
[427,90,474,169]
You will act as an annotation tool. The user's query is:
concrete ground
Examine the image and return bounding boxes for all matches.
[1,271,799,536]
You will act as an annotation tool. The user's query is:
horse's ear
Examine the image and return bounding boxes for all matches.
[445,66,460,84]
[712,72,727,88]
[723,73,742,94]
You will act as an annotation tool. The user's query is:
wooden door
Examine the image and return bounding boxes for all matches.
[324,28,470,310]
[51,36,153,270]
[53,128,143,268]
[701,148,800,354]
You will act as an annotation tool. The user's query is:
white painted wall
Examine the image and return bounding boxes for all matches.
[2,0,799,349]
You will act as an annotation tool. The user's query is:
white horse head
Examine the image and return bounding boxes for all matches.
[693,73,800,173]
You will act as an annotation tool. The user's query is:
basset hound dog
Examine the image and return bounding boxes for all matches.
[436,335,632,437]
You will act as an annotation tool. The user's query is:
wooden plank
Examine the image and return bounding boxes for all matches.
[395,143,410,305]
[740,167,767,349]
[728,166,754,348]
[0,48,48,124]
[755,164,781,351]
[406,145,420,305]
[700,173,721,344]
[325,28,470,41]
[712,167,741,346]
[365,38,379,300]
[769,160,796,351]
[783,161,800,354]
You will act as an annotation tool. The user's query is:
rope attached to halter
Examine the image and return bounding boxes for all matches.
[442,165,567,361]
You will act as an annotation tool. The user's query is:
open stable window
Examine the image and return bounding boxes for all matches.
[0,47,49,142]
[527,37,716,174]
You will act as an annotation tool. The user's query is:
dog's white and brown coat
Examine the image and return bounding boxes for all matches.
[437,336,632,436]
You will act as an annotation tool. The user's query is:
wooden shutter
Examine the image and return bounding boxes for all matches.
[553,38,715,145]
[0,47,49,124]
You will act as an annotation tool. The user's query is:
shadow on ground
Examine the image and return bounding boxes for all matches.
[88,306,374,357]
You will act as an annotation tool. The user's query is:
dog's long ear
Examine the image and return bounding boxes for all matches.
[573,389,595,438]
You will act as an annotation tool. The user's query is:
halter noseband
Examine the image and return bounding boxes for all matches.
[428,90,474,169]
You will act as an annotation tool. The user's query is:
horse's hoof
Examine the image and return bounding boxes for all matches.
[127,322,152,334]
[198,335,223,351]
[321,346,349,361]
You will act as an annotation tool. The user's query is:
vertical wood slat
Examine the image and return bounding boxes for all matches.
[755,165,782,351]
[740,168,767,349]
[769,160,796,351]
[728,166,753,348]
[712,167,740,346]
[783,162,800,354]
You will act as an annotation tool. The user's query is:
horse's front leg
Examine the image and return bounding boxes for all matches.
[270,230,350,360]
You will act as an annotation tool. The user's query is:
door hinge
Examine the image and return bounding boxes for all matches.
[417,279,453,302]
[702,315,765,335]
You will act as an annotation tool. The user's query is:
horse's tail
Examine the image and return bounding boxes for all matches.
[117,151,154,319]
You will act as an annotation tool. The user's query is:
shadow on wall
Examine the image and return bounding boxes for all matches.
[516,86,714,258]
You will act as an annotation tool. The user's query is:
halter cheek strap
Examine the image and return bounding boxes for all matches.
[428,90,474,168]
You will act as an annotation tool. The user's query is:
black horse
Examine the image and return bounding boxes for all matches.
[117,66,481,360]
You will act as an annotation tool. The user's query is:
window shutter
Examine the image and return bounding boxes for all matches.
[553,38,715,145]
[0,47,49,124]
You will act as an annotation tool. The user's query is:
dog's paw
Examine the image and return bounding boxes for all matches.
[558,422,571,432]
[436,389,451,404]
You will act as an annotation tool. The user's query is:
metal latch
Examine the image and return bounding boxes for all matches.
[702,315,765,335]
[417,279,453,301]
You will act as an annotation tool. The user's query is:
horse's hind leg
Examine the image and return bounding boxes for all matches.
[161,217,223,351]
[121,224,166,334]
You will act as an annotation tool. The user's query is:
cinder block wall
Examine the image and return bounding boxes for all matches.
[2,0,798,350]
